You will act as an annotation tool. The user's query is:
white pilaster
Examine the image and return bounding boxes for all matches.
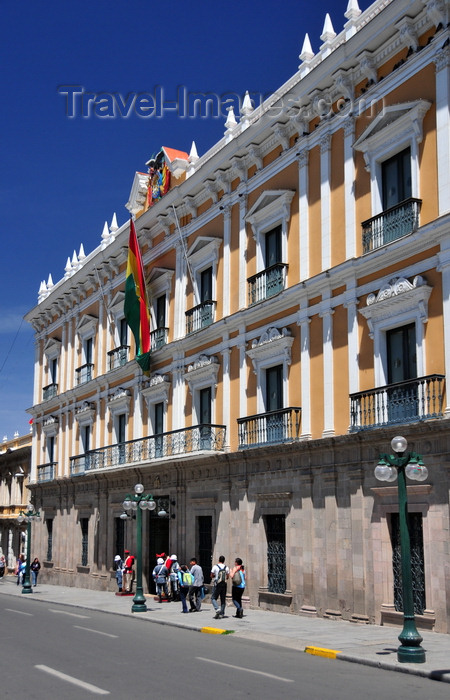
[222,205,232,317]
[174,243,187,339]
[344,280,359,397]
[320,134,332,271]
[344,118,356,260]
[221,346,231,448]
[239,195,247,309]
[435,47,450,215]
[298,308,312,439]
[320,298,335,437]
[437,244,450,415]
[298,151,309,281]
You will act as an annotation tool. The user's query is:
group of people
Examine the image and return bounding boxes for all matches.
[153,553,246,619]
[113,550,135,593]
[113,550,247,619]
[13,555,41,586]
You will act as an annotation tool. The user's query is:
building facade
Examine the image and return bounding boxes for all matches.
[0,433,32,571]
[26,0,450,632]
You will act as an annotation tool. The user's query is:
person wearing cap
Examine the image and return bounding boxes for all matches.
[153,557,169,602]
[114,555,124,592]
[168,554,181,601]
[123,550,135,593]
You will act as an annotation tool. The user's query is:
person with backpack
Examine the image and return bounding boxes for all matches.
[229,557,246,618]
[177,564,193,613]
[188,557,204,612]
[153,557,169,602]
[210,555,229,619]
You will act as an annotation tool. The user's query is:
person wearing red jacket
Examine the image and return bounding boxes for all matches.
[123,550,135,593]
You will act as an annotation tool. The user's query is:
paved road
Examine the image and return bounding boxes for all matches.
[2,594,450,699]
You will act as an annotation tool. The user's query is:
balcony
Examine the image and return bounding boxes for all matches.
[185,301,215,334]
[75,363,94,385]
[37,462,56,482]
[107,345,129,371]
[69,423,227,475]
[43,383,58,401]
[151,327,169,351]
[248,263,288,305]
[237,407,301,449]
[350,374,445,431]
[362,198,422,254]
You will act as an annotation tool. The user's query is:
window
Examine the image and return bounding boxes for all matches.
[185,237,221,333]
[197,515,213,583]
[46,519,53,562]
[246,192,293,304]
[154,401,164,458]
[382,148,411,210]
[116,413,126,464]
[199,386,212,449]
[119,318,128,346]
[151,294,168,350]
[47,435,55,464]
[76,315,98,385]
[115,517,125,563]
[80,518,89,567]
[265,514,286,594]
[390,512,425,615]
[43,338,61,399]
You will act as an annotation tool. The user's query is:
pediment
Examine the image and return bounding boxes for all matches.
[76,314,98,338]
[187,236,221,259]
[43,337,62,359]
[246,190,295,226]
[354,100,431,153]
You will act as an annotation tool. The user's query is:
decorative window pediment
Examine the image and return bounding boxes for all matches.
[141,373,171,405]
[42,415,59,436]
[43,338,62,360]
[359,275,431,335]
[187,237,221,268]
[108,387,131,416]
[108,291,125,318]
[246,190,295,238]
[185,354,220,393]
[354,101,431,163]
[147,267,174,296]
[76,314,98,340]
[75,402,96,426]
[247,326,293,371]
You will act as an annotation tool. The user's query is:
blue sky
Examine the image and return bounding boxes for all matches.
[0,0,371,440]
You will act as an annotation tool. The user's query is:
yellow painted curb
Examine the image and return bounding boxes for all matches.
[201,626,229,635]
[304,645,341,659]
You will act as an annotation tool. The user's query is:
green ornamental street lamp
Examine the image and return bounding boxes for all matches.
[17,505,41,595]
[120,484,156,613]
[374,436,427,664]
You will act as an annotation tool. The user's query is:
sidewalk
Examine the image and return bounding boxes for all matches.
[1,576,449,683]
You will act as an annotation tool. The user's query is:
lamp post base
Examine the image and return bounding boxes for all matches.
[131,591,148,613]
[21,585,33,594]
[397,644,426,663]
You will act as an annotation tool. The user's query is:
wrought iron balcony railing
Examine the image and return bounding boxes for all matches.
[349,374,445,431]
[37,462,56,482]
[151,327,169,350]
[107,345,130,371]
[362,198,422,254]
[247,263,288,305]
[43,383,58,401]
[237,407,301,449]
[69,423,226,475]
[75,363,94,385]
[185,301,216,334]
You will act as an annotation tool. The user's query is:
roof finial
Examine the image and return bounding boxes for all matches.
[299,33,314,64]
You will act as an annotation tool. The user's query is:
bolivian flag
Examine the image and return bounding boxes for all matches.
[124,218,151,373]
